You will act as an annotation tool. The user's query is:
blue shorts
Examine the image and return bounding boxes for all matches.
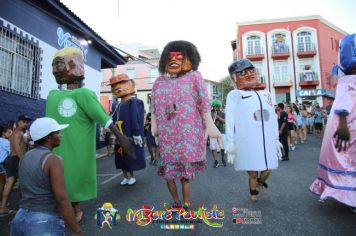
[10,208,65,236]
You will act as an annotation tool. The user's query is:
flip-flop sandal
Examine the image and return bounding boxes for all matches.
[75,211,83,222]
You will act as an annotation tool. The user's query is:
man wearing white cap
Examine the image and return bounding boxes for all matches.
[10,117,81,236]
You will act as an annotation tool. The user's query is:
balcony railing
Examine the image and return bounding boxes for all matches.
[297,43,317,58]
[246,47,264,61]
[299,71,319,86]
[273,75,292,87]
[271,45,290,54]
[271,45,290,59]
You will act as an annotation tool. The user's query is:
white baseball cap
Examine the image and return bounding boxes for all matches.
[30,117,69,142]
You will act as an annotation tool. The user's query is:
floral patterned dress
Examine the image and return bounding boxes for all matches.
[151,71,210,180]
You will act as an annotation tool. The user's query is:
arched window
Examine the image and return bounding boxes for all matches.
[247,35,262,55]
[272,33,288,53]
[297,31,312,52]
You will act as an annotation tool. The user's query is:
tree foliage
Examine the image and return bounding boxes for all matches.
[218,76,234,107]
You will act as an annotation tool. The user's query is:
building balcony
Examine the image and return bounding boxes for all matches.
[299,71,319,86]
[273,75,292,87]
[246,48,264,61]
[255,75,267,90]
[271,45,290,60]
[297,43,317,58]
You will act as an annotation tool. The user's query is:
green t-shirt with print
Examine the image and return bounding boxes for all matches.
[46,88,110,202]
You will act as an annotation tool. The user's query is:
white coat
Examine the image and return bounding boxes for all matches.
[226,89,279,171]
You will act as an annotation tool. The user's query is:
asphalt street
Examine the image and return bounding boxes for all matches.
[1,134,355,236]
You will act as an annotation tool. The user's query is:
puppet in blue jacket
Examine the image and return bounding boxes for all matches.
[109,74,146,185]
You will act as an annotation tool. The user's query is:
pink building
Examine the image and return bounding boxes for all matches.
[232,15,347,106]
[101,44,160,113]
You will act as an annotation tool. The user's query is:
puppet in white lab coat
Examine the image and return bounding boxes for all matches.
[225,59,282,201]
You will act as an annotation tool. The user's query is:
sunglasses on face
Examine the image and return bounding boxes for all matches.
[168,51,184,60]
[236,68,255,76]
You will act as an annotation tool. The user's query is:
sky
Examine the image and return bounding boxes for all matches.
[61,0,356,81]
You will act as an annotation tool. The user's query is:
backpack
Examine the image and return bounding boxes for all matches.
[339,33,356,74]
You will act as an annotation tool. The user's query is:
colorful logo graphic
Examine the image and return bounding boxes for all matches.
[126,204,224,228]
[95,202,121,229]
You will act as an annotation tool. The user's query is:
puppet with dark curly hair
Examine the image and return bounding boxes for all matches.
[151,40,221,209]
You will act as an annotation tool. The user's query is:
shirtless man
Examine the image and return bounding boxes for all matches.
[0,115,31,215]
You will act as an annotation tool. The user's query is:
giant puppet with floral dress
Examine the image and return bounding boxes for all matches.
[46,47,135,222]
[108,73,146,186]
[225,59,282,201]
[150,40,221,209]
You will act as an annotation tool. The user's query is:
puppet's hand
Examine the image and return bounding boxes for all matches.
[204,123,221,140]
[276,141,284,160]
[151,113,158,136]
[333,125,350,152]
[227,153,234,164]
[203,112,221,140]
[133,136,143,147]
[225,142,235,164]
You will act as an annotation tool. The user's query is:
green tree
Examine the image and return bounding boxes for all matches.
[218,76,234,107]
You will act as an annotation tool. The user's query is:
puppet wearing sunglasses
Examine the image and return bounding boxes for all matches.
[225,59,281,202]
[150,40,221,209]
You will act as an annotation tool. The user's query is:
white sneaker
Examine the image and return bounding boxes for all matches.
[127,177,136,185]
[291,145,295,151]
[120,178,129,185]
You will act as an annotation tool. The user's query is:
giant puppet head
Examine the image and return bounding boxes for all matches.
[52,47,84,85]
[159,40,201,76]
[228,59,258,90]
[339,33,356,75]
[108,73,135,100]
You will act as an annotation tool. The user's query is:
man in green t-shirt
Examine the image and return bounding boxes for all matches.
[46,47,135,222]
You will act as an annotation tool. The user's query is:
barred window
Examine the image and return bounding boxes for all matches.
[0,26,41,99]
